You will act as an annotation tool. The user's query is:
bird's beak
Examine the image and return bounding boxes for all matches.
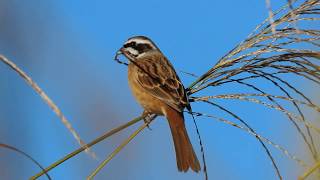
[114,48,124,61]
[114,48,129,65]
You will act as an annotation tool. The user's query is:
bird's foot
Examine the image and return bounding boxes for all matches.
[142,111,153,130]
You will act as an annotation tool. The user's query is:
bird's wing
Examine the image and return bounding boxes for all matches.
[132,52,189,112]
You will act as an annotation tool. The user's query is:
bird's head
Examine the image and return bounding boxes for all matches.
[116,36,159,61]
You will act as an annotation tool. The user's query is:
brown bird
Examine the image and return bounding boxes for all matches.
[115,36,200,172]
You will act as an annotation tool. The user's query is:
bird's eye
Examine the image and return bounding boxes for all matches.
[135,44,152,52]
[135,44,144,51]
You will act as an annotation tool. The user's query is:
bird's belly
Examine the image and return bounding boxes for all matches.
[128,69,164,115]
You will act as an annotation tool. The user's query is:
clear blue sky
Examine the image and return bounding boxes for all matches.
[0,0,315,179]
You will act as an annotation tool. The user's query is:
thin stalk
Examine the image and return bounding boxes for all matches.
[87,121,150,179]
[299,161,320,180]
[30,115,145,180]
[0,143,51,180]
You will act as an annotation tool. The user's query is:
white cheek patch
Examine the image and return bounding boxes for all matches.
[126,47,139,56]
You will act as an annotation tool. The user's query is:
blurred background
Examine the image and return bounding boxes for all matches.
[0,0,319,179]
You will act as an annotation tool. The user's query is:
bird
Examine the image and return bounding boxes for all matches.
[115,35,201,172]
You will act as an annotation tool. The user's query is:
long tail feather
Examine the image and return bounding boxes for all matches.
[165,107,201,172]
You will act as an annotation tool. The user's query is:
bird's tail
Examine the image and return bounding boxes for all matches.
[165,107,201,172]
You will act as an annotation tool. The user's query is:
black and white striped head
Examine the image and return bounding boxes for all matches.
[119,36,159,60]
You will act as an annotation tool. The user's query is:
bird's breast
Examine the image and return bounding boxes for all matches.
[128,63,165,115]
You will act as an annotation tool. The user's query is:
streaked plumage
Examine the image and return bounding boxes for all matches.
[117,36,200,172]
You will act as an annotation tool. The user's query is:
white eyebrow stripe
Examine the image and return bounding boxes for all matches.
[125,39,157,49]
[126,39,149,44]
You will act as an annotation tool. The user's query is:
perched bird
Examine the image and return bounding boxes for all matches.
[115,36,200,172]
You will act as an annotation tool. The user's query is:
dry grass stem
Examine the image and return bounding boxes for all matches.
[189,113,208,180]
[187,0,319,178]
[87,118,153,179]
[198,100,283,179]
[0,55,95,158]
[30,115,148,179]
[195,93,320,112]
[193,96,320,133]
[191,112,308,168]
[265,0,277,34]
[299,161,320,180]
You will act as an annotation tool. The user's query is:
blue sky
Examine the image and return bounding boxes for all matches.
[0,0,316,179]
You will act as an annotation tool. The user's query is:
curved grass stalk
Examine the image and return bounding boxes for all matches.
[196,93,320,112]
[191,112,308,168]
[198,100,283,179]
[188,0,319,91]
[0,55,94,157]
[199,64,319,161]
[0,143,51,180]
[208,77,318,160]
[248,70,318,159]
[194,96,320,134]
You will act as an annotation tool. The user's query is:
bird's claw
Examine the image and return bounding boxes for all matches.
[144,116,152,130]
[142,111,153,130]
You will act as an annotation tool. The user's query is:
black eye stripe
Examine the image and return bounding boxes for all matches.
[123,41,154,55]
[123,42,136,48]
[135,44,152,52]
